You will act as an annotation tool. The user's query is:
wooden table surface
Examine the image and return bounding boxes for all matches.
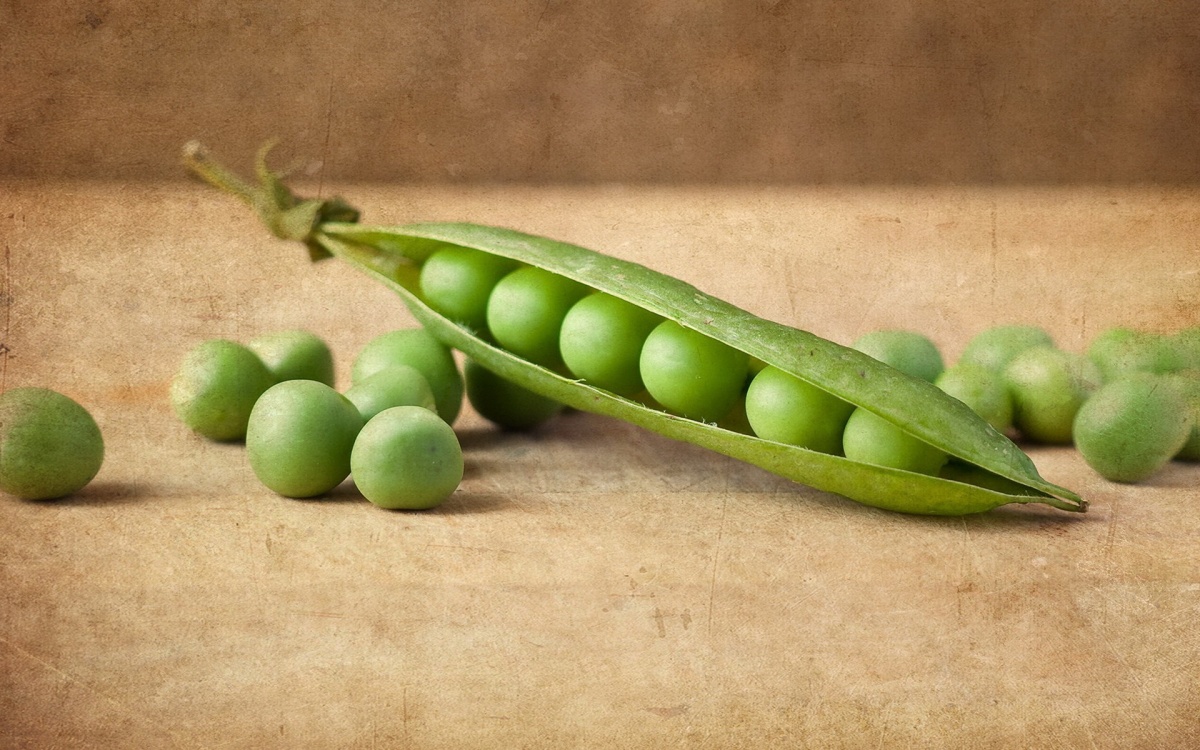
[2,180,1198,748]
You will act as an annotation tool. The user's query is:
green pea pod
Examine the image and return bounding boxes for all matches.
[183,142,1085,516]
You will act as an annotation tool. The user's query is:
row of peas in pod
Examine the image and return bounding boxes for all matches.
[169,329,464,509]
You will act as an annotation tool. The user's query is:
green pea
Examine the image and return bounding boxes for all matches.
[485,266,589,369]
[344,365,437,422]
[559,292,663,397]
[419,246,520,334]
[1073,373,1191,483]
[248,329,335,386]
[351,406,463,510]
[245,380,364,498]
[1003,346,1089,444]
[639,320,749,423]
[958,325,1054,374]
[744,366,854,453]
[170,339,276,441]
[464,359,563,430]
[351,328,463,424]
[842,407,949,476]
[1168,370,1200,461]
[851,330,944,382]
[934,362,1013,434]
[1087,328,1177,382]
[0,387,104,500]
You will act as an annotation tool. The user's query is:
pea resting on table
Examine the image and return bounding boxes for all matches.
[351,406,463,510]
[957,325,1054,374]
[0,387,105,500]
[248,329,335,386]
[1072,373,1191,483]
[343,365,437,422]
[465,358,563,431]
[170,339,276,441]
[351,328,464,425]
[1003,345,1090,444]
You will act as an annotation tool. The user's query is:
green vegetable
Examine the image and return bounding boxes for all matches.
[351,406,464,510]
[182,142,1086,516]
[464,359,563,430]
[245,380,364,498]
[1168,370,1200,461]
[851,330,944,382]
[248,329,335,386]
[486,266,589,369]
[1072,373,1191,482]
[419,245,520,335]
[351,328,463,424]
[958,325,1054,374]
[0,387,104,500]
[639,320,749,423]
[934,363,1013,434]
[344,365,437,422]
[842,407,948,476]
[1087,328,1177,382]
[744,365,854,454]
[170,339,276,441]
[559,292,663,397]
[1004,346,1089,444]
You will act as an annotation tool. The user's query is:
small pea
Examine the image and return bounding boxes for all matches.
[464,359,563,430]
[419,246,520,334]
[744,366,854,453]
[1086,328,1177,383]
[170,339,276,441]
[559,292,663,397]
[1004,346,1089,444]
[958,325,1054,374]
[486,266,590,369]
[245,380,364,498]
[344,365,437,422]
[639,320,749,423]
[1073,373,1191,483]
[351,406,464,510]
[351,328,463,424]
[0,387,104,500]
[851,330,944,382]
[934,362,1013,434]
[842,407,948,476]
[248,329,335,386]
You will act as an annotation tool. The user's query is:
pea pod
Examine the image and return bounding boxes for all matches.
[183,142,1085,516]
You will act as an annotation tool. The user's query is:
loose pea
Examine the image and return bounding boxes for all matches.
[744,366,854,453]
[351,406,464,510]
[851,330,944,382]
[464,359,563,430]
[559,292,663,397]
[1003,346,1089,444]
[248,329,335,386]
[419,246,520,334]
[486,266,589,369]
[1072,373,1191,483]
[1087,328,1177,382]
[351,328,463,424]
[344,365,437,422]
[934,362,1013,434]
[958,325,1054,374]
[1169,370,1200,461]
[639,320,749,423]
[842,407,948,476]
[0,387,105,500]
[245,380,364,498]
[170,339,276,441]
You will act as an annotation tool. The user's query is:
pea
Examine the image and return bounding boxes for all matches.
[351,328,463,424]
[559,292,663,397]
[842,407,948,476]
[248,329,335,386]
[351,406,463,510]
[464,359,563,430]
[1168,370,1200,461]
[485,266,589,369]
[958,325,1054,374]
[851,330,944,382]
[419,246,520,334]
[934,363,1013,434]
[344,365,437,422]
[0,387,104,500]
[170,339,276,441]
[744,366,854,453]
[639,320,749,423]
[1072,373,1191,483]
[1087,328,1177,382]
[1003,346,1090,444]
[245,380,364,498]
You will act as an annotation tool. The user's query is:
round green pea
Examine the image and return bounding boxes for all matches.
[248,329,335,386]
[1003,346,1089,444]
[1073,373,1191,483]
[1087,328,1179,382]
[851,330,944,382]
[485,266,590,369]
[639,321,749,423]
[464,359,563,431]
[0,387,104,500]
[351,406,464,510]
[419,246,520,334]
[170,339,276,441]
[344,365,437,422]
[245,380,364,498]
[842,407,949,476]
[934,362,1013,434]
[559,292,663,397]
[958,325,1054,374]
[744,366,854,453]
[351,328,463,424]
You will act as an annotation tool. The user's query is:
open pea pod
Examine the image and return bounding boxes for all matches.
[183,142,1085,516]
